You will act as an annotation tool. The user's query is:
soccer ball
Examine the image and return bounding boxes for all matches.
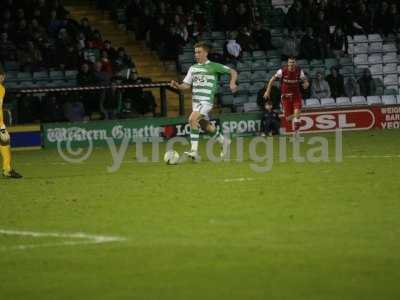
[164,150,180,165]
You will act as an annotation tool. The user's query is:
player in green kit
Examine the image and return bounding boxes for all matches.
[170,42,238,160]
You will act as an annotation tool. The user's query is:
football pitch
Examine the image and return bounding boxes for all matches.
[1,129,400,300]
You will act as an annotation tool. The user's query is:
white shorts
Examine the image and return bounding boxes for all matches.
[192,101,213,120]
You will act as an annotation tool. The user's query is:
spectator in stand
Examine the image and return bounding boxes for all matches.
[0,32,17,63]
[14,19,31,47]
[311,71,331,99]
[330,27,347,58]
[214,3,236,31]
[300,27,319,61]
[373,1,390,36]
[344,77,361,98]
[237,25,255,52]
[90,30,104,50]
[149,17,169,52]
[252,22,273,51]
[77,63,96,86]
[100,50,113,75]
[59,44,79,70]
[192,4,206,31]
[48,10,63,37]
[358,69,376,97]
[353,2,372,34]
[387,3,400,35]
[82,40,100,64]
[113,47,135,73]
[235,2,251,27]
[79,17,93,39]
[40,41,58,69]
[286,1,304,31]
[325,66,345,99]
[312,10,330,43]
[29,18,48,42]
[225,32,242,61]
[103,40,117,61]
[281,29,300,60]
[164,26,185,60]
[18,40,43,72]
[77,63,98,115]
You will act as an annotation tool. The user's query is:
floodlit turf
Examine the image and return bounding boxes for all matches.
[1,129,400,300]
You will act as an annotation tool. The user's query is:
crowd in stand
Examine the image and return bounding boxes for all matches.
[0,0,160,123]
[1,0,400,124]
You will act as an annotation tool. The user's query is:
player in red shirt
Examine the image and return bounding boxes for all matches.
[263,57,309,135]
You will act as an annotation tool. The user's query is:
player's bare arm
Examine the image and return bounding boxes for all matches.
[169,80,191,90]
[229,69,238,92]
[263,75,277,100]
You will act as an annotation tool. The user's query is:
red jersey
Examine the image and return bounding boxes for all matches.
[275,65,305,95]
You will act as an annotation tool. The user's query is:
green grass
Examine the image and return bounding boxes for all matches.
[1,129,400,300]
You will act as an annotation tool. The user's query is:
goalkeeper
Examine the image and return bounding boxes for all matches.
[0,69,22,178]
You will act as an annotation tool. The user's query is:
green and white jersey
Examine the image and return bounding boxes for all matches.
[183,60,231,104]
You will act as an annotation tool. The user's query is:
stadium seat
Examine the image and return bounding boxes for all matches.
[339,56,353,67]
[367,96,382,105]
[249,82,265,94]
[382,95,396,104]
[368,42,383,53]
[384,88,398,95]
[353,44,368,54]
[383,63,397,74]
[49,70,65,81]
[248,95,258,103]
[336,97,351,106]
[211,31,226,40]
[310,59,324,68]
[320,98,336,107]
[3,61,20,71]
[369,64,383,76]
[253,50,267,59]
[237,82,251,94]
[296,59,309,68]
[383,43,397,52]
[221,94,234,105]
[251,60,268,71]
[243,102,260,112]
[238,71,251,83]
[324,58,338,69]
[65,70,78,79]
[368,34,383,43]
[266,50,280,59]
[16,72,33,82]
[351,96,367,105]
[251,71,268,82]
[384,74,398,86]
[396,95,400,104]
[383,52,397,63]
[237,61,251,72]
[341,66,354,76]
[233,95,249,105]
[354,54,368,65]
[368,54,382,64]
[178,53,194,64]
[354,35,368,43]
[305,98,320,108]
[241,51,252,60]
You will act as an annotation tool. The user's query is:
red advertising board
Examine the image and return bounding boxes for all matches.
[282,105,400,133]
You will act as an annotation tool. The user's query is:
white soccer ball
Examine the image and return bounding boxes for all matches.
[164,150,180,165]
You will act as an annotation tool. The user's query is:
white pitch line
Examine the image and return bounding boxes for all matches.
[224,177,254,183]
[0,229,126,251]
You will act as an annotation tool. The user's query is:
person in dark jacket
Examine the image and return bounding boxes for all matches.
[260,101,280,136]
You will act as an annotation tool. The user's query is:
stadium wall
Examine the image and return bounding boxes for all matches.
[41,105,400,148]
